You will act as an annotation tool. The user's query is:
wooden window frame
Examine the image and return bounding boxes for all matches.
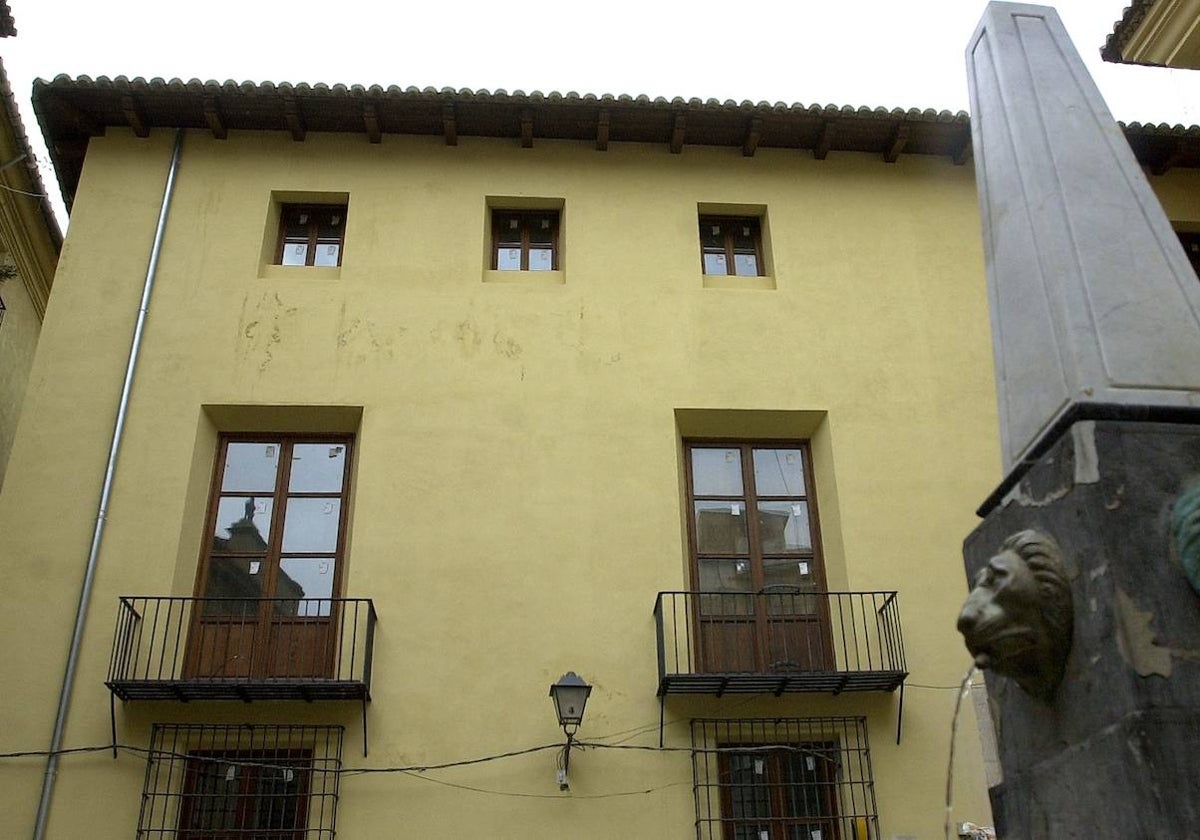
[178,749,312,840]
[699,215,765,277]
[717,744,840,840]
[491,209,560,271]
[683,440,827,595]
[275,203,348,267]
[195,434,354,609]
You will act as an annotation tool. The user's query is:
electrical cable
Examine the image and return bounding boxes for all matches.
[0,181,49,198]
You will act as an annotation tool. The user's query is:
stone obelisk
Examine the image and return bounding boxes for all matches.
[963,4,1200,837]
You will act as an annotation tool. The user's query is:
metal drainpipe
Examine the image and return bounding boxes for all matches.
[32,128,185,840]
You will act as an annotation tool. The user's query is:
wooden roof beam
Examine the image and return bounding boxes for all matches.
[596,109,610,151]
[1151,150,1182,176]
[814,121,836,160]
[884,124,909,163]
[742,116,763,157]
[362,102,381,144]
[57,98,100,138]
[202,95,227,140]
[520,108,534,148]
[282,95,305,142]
[953,135,973,166]
[442,104,457,146]
[121,94,149,138]
[670,113,686,154]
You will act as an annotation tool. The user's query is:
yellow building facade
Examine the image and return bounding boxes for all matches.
[4,79,1200,839]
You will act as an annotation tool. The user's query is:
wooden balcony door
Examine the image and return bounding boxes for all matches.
[186,436,352,681]
[686,442,833,675]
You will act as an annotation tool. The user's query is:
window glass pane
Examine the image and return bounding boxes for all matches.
[496,215,522,244]
[281,498,341,553]
[289,443,347,493]
[313,242,340,266]
[283,210,310,240]
[697,558,754,598]
[732,221,758,250]
[694,500,749,554]
[212,497,273,552]
[691,448,744,495]
[222,443,281,492]
[728,754,772,819]
[252,763,306,829]
[528,248,553,271]
[275,557,336,616]
[703,252,727,274]
[762,558,819,614]
[733,253,759,276]
[316,208,344,238]
[752,448,806,496]
[529,216,555,244]
[699,220,724,249]
[282,241,308,265]
[785,749,832,819]
[202,557,264,614]
[758,501,812,553]
[184,760,240,830]
[496,247,522,270]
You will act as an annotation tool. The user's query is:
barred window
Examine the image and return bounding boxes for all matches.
[138,724,342,840]
[692,718,878,840]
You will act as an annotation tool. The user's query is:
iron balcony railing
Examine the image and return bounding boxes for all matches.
[107,596,377,702]
[654,590,906,696]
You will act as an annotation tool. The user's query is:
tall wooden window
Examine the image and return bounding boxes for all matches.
[189,436,353,680]
[276,204,347,267]
[685,442,830,673]
[719,745,840,840]
[700,216,764,276]
[492,209,560,270]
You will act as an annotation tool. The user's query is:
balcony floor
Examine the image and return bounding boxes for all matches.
[107,679,370,703]
[657,669,906,697]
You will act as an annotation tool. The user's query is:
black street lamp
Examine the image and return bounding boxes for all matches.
[548,671,592,790]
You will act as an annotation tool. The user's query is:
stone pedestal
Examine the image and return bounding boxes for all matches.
[966,420,1200,838]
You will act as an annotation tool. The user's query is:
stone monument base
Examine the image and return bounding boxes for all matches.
[965,420,1200,839]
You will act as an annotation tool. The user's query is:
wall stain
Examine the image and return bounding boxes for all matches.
[336,317,402,363]
[493,330,522,359]
[456,319,482,356]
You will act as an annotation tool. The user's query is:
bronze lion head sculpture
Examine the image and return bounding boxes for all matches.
[956,529,1073,702]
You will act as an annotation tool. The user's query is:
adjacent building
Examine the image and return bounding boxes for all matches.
[3,75,1199,838]
[0,2,64,487]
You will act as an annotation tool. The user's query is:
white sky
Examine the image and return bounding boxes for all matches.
[7,0,1200,228]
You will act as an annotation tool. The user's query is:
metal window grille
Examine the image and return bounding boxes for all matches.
[137,724,343,839]
[691,717,879,840]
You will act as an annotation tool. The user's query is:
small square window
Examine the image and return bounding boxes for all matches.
[491,210,560,271]
[699,216,764,277]
[276,204,347,267]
